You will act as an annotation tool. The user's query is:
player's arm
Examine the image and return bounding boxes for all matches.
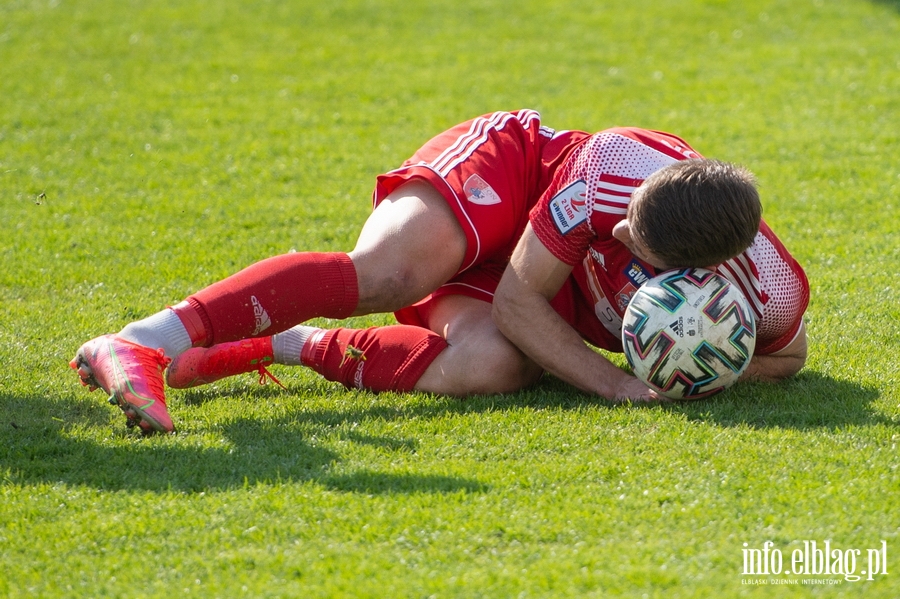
[493,224,660,402]
[740,320,808,382]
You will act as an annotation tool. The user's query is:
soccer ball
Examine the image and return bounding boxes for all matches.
[621,268,756,400]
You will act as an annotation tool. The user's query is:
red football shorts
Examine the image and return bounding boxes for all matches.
[373,110,551,270]
[373,110,553,325]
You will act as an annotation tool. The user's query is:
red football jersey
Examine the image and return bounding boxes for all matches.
[530,128,809,355]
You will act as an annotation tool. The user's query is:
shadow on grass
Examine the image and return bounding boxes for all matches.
[667,371,889,430]
[0,370,887,493]
[0,391,486,495]
[121,369,897,434]
[262,371,888,432]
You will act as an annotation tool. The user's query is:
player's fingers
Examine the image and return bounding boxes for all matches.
[612,379,666,404]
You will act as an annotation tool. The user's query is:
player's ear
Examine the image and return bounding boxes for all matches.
[612,220,633,246]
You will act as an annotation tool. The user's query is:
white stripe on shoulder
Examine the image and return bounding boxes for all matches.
[590,204,628,216]
[596,180,638,194]
[718,256,764,316]
[594,191,631,205]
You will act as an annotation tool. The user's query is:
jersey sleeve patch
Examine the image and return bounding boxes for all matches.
[548,180,588,235]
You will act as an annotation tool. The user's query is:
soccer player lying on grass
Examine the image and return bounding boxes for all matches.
[71,110,809,434]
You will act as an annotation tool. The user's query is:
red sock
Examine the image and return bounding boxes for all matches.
[172,252,358,346]
[301,325,448,392]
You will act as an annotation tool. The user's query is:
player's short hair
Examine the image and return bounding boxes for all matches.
[629,159,762,267]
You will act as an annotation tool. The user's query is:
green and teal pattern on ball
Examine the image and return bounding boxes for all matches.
[621,268,756,400]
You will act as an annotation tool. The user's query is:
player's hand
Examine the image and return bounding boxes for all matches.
[611,375,665,404]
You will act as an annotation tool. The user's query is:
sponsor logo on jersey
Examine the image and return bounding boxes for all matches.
[250,295,272,335]
[624,260,651,287]
[464,173,502,206]
[589,247,607,270]
[616,282,638,312]
[549,180,588,235]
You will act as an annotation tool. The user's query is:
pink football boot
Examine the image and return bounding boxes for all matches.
[71,334,174,434]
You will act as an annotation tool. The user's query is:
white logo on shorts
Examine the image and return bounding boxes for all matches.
[464,173,502,206]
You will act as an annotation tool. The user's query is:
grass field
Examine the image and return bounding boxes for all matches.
[1,0,899,596]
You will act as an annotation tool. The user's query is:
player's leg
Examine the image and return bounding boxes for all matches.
[121,178,464,351]
[289,294,542,394]
[349,179,466,315]
[413,294,544,395]
[71,179,466,433]
[168,294,542,395]
[165,242,544,396]
[166,324,447,391]
[155,111,545,350]
[72,110,543,431]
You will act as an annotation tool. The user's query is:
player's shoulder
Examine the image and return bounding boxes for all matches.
[562,127,696,189]
[587,127,703,161]
[718,222,808,314]
[744,220,805,274]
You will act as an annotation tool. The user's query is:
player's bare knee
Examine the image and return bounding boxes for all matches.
[467,341,542,394]
[352,258,431,313]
